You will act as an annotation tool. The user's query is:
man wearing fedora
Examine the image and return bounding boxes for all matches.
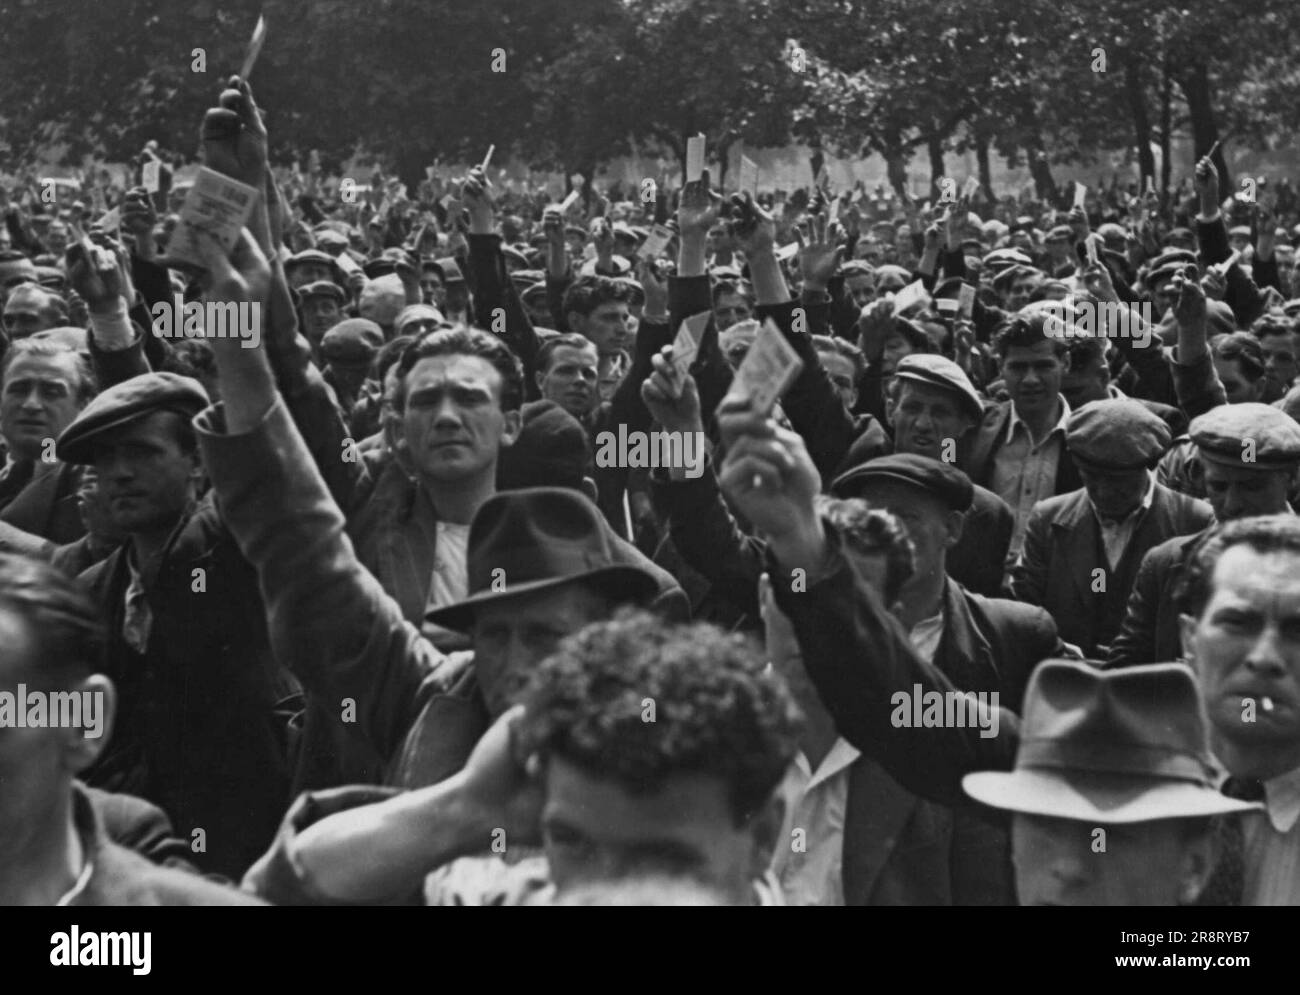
[713,392,1300,903]
[963,660,1260,906]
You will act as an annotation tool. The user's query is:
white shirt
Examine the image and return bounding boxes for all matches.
[773,739,861,906]
[1091,471,1157,570]
[1241,765,1300,906]
[771,615,941,905]
[991,395,1072,562]
[422,521,470,648]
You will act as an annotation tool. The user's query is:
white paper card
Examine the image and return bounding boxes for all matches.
[957,283,976,319]
[1072,181,1087,209]
[728,318,804,415]
[142,160,161,193]
[775,242,800,262]
[672,310,710,376]
[892,279,932,316]
[559,188,581,213]
[686,135,706,182]
[164,167,258,269]
[961,176,981,199]
[637,223,673,259]
[97,207,121,233]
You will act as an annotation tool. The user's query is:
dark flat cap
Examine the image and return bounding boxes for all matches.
[893,354,984,422]
[58,372,209,464]
[285,249,337,270]
[321,318,384,367]
[1045,225,1072,242]
[1067,398,1171,470]
[831,453,974,512]
[297,279,347,304]
[1190,402,1300,470]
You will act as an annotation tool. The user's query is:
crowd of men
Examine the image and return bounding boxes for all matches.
[3,74,1300,906]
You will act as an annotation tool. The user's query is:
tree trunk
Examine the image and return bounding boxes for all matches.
[928,133,945,203]
[975,132,992,201]
[1123,58,1155,189]
[1177,64,1229,191]
[395,143,429,201]
[1159,63,1172,205]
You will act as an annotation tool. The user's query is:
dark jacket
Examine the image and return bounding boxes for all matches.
[1012,484,1213,658]
[1107,525,1218,667]
[66,784,264,906]
[841,579,1059,904]
[959,398,1081,496]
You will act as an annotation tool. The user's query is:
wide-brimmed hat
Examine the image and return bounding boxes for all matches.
[425,487,660,632]
[963,660,1263,823]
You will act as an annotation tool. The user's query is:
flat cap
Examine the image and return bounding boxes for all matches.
[358,274,407,327]
[1066,398,1171,469]
[1228,225,1253,238]
[831,452,974,512]
[297,279,347,305]
[58,372,209,464]
[1190,402,1300,470]
[393,303,447,336]
[285,249,337,270]
[893,354,984,422]
[1045,225,1072,242]
[321,318,384,367]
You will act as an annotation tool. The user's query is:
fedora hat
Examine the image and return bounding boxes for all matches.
[963,660,1263,823]
[425,487,660,633]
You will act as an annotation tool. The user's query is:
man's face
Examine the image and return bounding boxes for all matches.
[0,610,71,851]
[421,271,447,309]
[1202,462,1292,522]
[1213,357,1263,404]
[45,221,69,256]
[1044,236,1069,260]
[1013,815,1209,906]
[1005,278,1039,311]
[845,273,876,309]
[1009,231,1033,253]
[818,351,858,409]
[1059,353,1109,409]
[287,262,333,290]
[713,292,751,334]
[719,324,757,371]
[538,344,599,418]
[572,302,631,357]
[1189,545,1300,761]
[92,411,199,535]
[523,295,551,328]
[879,332,914,377]
[1001,341,1063,420]
[472,583,610,717]
[855,480,952,586]
[1,352,86,461]
[301,296,342,345]
[890,381,972,461]
[1258,332,1298,391]
[1078,465,1149,521]
[1228,233,1251,255]
[400,354,519,484]
[543,758,773,905]
[854,240,883,265]
[3,290,59,340]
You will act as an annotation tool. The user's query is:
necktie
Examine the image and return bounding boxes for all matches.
[1195,778,1266,905]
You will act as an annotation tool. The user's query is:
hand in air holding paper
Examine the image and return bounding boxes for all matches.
[677,177,721,237]
[200,76,267,191]
[726,192,776,257]
[641,351,703,435]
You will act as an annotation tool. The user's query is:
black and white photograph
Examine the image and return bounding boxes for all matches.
[0,0,1295,958]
